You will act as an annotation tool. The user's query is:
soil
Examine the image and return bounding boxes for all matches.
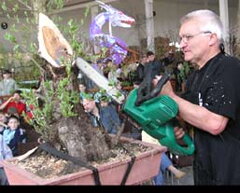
[10,141,152,179]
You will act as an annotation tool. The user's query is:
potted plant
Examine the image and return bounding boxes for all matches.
[1,137,166,185]
[1,1,166,185]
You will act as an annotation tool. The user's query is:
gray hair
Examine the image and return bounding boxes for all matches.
[180,10,224,43]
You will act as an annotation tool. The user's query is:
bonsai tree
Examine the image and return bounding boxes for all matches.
[2,0,122,163]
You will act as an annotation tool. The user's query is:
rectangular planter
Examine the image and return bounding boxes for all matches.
[1,137,166,185]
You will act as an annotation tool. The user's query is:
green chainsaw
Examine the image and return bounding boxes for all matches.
[76,58,195,155]
[123,73,195,155]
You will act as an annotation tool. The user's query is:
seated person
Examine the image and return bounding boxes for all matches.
[153,152,186,185]
[82,93,119,134]
[0,134,13,185]
[0,69,18,99]
[0,111,7,135]
[0,90,27,118]
[142,131,186,185]
[3,115,26,156]
[79,83,88,103]
[82,92,142,139]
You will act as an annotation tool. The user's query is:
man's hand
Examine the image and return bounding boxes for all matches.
[152,75,161,87]
[174,126,185,139]
[11,96,17,101]
[152,75,174,97]
[8,96,14,101]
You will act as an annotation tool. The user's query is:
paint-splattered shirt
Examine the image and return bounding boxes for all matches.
[182,52,240,185]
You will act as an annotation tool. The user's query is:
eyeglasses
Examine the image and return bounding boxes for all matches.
[179,31,212,43]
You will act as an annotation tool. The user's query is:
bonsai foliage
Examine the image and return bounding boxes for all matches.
[22,68,80,141]
[2,0,115,162]
[2,0,88,140]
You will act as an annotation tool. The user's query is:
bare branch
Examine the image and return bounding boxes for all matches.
[17,0,33,10]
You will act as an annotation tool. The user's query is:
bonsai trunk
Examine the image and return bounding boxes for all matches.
[56,114,111,162]
[36,11,114,163]
[39,65,112,163]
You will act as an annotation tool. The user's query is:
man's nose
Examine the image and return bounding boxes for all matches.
[179,40,187,50]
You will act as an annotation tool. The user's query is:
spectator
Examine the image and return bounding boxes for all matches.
[82,94,119,134]
[79,83,88,102]
[144,51,165,80]
[134,54,148,86]
[0,112,7,135]
[82,93,141,139]
[153,152,186,185]
[0,69,18,101]
[161,50,175,66]
[93,58,104,75]
[3,115,26,156]
[142,131,185,185]
[106,59,121,85]
[0,134,13,185]
[0,90,27,118]
[102,58,112,78]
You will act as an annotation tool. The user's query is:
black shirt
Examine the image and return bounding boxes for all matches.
[135,63,145,83]
[182,53,240,185]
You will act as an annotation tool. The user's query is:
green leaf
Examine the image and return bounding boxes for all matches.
[84,7,89,18]
[4,33,17,43]
[13,44,20,51]
[67,19,73,26]
[12,4,19,12]
[1,2,7,11]
[29,43,37,53]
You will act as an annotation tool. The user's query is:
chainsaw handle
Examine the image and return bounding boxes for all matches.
[135,73,170,106]
[159,122,195,155]
[150,73,170,99]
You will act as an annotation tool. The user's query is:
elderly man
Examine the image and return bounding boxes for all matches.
[154,10,240,185]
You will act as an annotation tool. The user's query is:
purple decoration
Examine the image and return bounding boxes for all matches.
[89,1,135,65]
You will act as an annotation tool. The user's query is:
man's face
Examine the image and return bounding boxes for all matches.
[100,101,108,107]
[147,55,155,62]
[3,73,10,79]
[82,99,95,113]
[140,55,148,64]
[179,19,212,66]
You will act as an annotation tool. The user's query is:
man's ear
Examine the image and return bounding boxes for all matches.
[209,33,218,46]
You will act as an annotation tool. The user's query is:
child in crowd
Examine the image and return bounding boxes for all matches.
[0,134,13,185]
[0,111,10,185]
[0,112,7,135]
[3,115,26,156]
[0,90,27,118]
